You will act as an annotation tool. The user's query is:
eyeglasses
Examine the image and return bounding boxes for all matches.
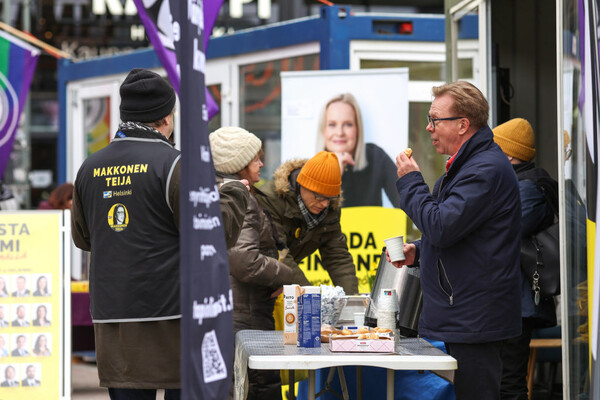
[311,190,339,202]
[565,147,572,161]
[427,115,465,129]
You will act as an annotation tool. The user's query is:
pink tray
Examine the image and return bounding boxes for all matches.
[330,338,395,353]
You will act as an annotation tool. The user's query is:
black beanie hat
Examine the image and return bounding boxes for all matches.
[119,68,176,122]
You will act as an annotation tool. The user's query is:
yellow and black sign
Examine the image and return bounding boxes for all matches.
[0,210,69,400]
[298,207,407,293]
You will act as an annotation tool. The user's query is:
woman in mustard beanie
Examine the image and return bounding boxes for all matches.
[492,118,558,399]
[255,151,359,295]
[209,126,295,400]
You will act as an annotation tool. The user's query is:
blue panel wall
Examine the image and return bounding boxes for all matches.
[58,6,478,181]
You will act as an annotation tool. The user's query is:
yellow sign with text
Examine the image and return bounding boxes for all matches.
[0,211,65,400]
[298,207,407,293]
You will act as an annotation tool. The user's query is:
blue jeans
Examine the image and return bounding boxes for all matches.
[108,388,181,400]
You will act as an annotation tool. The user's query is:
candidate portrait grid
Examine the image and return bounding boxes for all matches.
[0,362,42,387]
[0,332,53,358]
[0,273,53,329]
[0,274,52,298]
[0,275,55,388]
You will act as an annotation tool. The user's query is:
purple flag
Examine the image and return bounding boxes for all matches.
[132,0,223,117]
[0,31,39,179]
[135,0,233,398]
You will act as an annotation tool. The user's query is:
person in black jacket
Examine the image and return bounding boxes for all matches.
[71,68,249,400]
[493,118,557,400]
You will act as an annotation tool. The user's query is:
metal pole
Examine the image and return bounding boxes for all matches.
[3,0,10,25]
[22,0,32,208]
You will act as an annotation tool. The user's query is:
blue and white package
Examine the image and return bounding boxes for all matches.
[297,286,321,348]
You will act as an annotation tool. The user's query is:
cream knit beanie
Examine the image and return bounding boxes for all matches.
[209,127,262,174]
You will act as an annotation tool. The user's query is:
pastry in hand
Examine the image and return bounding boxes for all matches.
[404,148,413,158]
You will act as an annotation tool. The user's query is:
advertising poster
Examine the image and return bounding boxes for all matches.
[281,69,409,292]
[0,211,69,400]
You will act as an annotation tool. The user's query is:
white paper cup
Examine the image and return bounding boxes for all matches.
[353,312,365,326]
[384,236,405,262]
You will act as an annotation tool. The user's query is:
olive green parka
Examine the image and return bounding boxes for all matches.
[255,159,359,294]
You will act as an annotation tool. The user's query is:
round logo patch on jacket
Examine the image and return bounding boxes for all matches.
[108,203,129,232]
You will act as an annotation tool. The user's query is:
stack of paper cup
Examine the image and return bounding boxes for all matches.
[376,288,398,330]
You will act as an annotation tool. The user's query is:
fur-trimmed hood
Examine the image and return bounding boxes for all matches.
[272,158,343,209]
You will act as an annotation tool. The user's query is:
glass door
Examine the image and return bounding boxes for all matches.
[350,39,478,241]
[67,78,120,182]
[66,78,120,280]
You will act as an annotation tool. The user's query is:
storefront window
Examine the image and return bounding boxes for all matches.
[238,54,319,178]
[207,84,222,134]
[359,61,453,241]
[398,102,447,242]
[562,2,592,397]
[83,97,111,157]
[360,59,473,81]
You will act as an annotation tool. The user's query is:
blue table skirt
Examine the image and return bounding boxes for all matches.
[297,340,456,400]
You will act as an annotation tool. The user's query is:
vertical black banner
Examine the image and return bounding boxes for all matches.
[170,1,234,398]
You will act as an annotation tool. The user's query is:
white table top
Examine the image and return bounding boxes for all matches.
[233,330,457,399]
[238,330,457,371]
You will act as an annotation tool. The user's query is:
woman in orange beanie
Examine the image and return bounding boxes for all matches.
[255,151,359,295]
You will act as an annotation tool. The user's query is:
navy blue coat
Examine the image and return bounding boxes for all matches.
[396,126,522,343]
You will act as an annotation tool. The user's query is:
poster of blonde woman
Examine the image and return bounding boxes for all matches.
[280,69,409,292]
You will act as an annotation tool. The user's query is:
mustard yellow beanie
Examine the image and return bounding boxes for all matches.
[297,151,341,197]
[492,118,536,162]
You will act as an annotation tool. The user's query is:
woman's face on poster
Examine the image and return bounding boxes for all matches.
[38,276,47,290]
[37,306,46,319]
[323,101,358,155]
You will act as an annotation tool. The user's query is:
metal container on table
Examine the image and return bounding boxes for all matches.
[336,295,369,326]
[364,248,422,337]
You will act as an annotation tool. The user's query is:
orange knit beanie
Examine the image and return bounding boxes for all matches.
[492,118,536,162]
[297,151,341,197]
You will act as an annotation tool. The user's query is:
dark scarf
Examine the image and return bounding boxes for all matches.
[297,193,329,230]
[117,121,173,145]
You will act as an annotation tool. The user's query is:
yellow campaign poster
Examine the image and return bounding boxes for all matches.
[298,207,407,293]
[280,69,411,295]
[0,211,68,400]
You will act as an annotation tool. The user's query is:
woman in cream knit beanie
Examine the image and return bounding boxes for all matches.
[209,126,263,177]
[208,126,295,399]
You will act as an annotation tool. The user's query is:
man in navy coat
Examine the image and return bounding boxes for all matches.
[391,81,522,400]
